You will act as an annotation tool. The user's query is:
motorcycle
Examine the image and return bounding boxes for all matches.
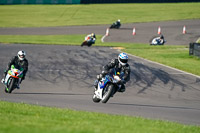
[3,65,23,93]
[150,36,166,45]
[81,36,95,47]
[92,69,124,103]
[110,22,121,29]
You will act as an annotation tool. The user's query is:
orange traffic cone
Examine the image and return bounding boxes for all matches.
[106,28,109,36]
[183,25,186,34]
[158,26,161,35]
[132,27,136,36]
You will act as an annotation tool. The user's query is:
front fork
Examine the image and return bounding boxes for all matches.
[4,73,11,85]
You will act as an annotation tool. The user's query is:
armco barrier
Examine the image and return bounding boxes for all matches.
[189,43,200,58]
[1,0,200,4]
[0,0,80,4]
[81,0,200,4]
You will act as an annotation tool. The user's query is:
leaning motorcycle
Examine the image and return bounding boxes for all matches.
[110,22,121,29]
[3,65,23,93]
[150,36,166,45]
[81,37,95,47]
[92,69,124,103]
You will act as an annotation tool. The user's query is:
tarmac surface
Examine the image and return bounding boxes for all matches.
[0,20,200,125]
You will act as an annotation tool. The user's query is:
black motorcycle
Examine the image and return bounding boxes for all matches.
[110,22,121,29]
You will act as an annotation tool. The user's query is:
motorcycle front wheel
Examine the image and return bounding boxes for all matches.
[5,77,15,93]
[102,84,114,103]
[92,94,101,103]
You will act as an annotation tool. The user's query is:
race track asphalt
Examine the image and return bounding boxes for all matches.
[0,20,200,125]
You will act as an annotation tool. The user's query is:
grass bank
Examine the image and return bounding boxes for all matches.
[0,3,200,27]
[0,101,199,133]
[0,35,199,76]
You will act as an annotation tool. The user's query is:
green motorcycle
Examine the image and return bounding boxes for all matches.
[3,65,23,93]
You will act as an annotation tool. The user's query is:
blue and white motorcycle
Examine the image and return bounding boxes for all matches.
[92,69,124,103]
[150,35,166,45]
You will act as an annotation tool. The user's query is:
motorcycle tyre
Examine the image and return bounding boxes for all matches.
[81,41,87,47]
[92,94,101,103]
[5,77,15,93]
[102,84,114,103]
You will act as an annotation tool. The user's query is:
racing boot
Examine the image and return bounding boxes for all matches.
[118,84,126,93]
[1,78,5,84]
[94,80,98,91]
[94,74,103,91]
[16,78,22,89]
[1,70,7,84]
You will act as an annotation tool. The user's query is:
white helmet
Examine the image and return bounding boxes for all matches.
[118,53,128,66]
[118,19,120,22]
[17,50,26,61]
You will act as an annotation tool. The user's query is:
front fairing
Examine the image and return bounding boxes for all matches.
[8,65,23,78]
[98,75,112,89]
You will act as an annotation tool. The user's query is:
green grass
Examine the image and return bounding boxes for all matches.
[0,3,200,27]
[0,35,89,45]
[0,35,199,76]
[0,101,199,133]
[0,3,200,131]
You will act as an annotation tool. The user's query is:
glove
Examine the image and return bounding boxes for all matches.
[4,69,8,74]
[102,70,108,76]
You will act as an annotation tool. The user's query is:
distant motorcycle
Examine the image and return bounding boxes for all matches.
[110,22,121,29]
[92,69,124,103]
[150,36,166,45]
[81,36,96,47]
[3,65,23,93]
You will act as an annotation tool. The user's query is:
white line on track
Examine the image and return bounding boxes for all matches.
[101,35,106,42]
[196,37,200,43]
[114,48,200,79]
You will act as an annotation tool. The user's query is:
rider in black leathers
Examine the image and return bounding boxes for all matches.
[110,19,121,29]
[1,50,28,89]
[94,53,130,92]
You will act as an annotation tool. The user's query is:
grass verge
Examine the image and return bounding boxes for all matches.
[0,101,199,133]
[0,3,200,27]
[0,35,199,76]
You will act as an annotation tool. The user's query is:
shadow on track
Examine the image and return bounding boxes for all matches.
[13,92,91,96]
[128,62,199,94]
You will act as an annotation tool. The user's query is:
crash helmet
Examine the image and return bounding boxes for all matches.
[118,53,128,66]
[91,33,96,38]
[118,19,120,22]
[160,35,164,39]
[17,50,26,61]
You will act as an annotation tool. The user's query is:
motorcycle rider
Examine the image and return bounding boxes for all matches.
[94,52,130,92]
[111,19,121,29]
[156,34,165,44]
[81,33,96,47]
[1,50,28,89]
[116,19,121,27]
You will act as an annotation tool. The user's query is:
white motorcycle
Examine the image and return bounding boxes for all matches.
[2,65,23,93]
[81,36,96,47]
[150,36,166,45]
